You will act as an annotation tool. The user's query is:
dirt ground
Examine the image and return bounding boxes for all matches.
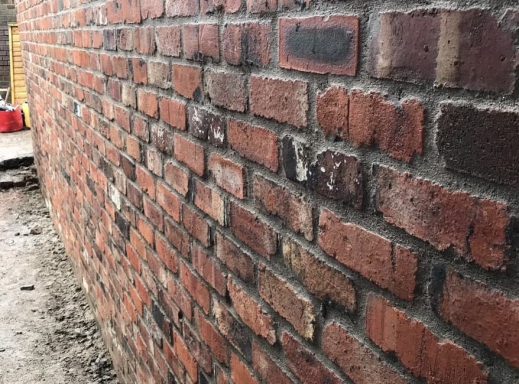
[0,166,119,384]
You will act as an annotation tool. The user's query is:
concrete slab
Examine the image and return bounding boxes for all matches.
[0,130,33,169]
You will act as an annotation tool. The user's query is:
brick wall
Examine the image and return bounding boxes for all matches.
[0,0,16,89]
[16,1,519,383]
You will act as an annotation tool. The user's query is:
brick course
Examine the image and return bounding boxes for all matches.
[17,0,519,383]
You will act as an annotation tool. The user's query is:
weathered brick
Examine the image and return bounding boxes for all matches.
[282,136,311,184]
[180,261,211,314]
[227,277,276,344]
[253,175,313,240]
[283,239,356,310]
[165,0,198,16]
[231,354,259,384]
[182,204,211,247]
[252,341,293,384]
[173,64,202,100]
[371,9,517,93]
[281,332,343,384]
[349,90,424,163]
[164,160,189,197]
[250,75,308,128]
[440,271,519,369]
[223,22,271,67]
[156,181,181,222]
[137,90,159,118]
[196,310,230,365]
[205,70,247,112]
[323,322,409,384]
[438,103,519,187]
[259,267,315,340]
[279,15,359,75]
[159,97,187,130]
[230,203,277,259]
[228,120,279,171]
[174,134,205,176]
[366,295,488,384]
[208,154,246,199]
[193,178,225,225]
[192,244,226,295]
[141,0,164,19]
[318,209,418,301]
[156,26,182,57]
[308,151,364,209]
[188,106,226,147]
[316,85,349,140]
[216,233,255,283]
[375,165,511,271]
[213,300,253,358]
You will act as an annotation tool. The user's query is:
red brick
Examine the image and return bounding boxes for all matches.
[165,0,198,16]
[156,26,182,57]
[156,181,181,222]
[250,75,308,128]
[208,154,246,199]
[143,195,164,230]
[213,300,253,357]
[228,120,279,172]
[155,233,179,273]
[199,24,220,61]
[375,166,511,271]
[159,97,187,130]
[141,0,164,19]
[231,354,259,384]
[147,61,170,89]
[349,90,424,163]
[281,332,343,384]
[283,239,356,310]
[253,175,313,240]
[182,204,211,247]
[366,295,488,384]
[371,9,516,94]
[135,27,156,55]
[279,16,359,75]
[164,160,189,197]
[131,58,147,85]
[174,134,205,176]
[252,341,292,384]
[259,267,315,340]
[193,178,225,225]
[246,0,276,13]
[230,203,277,259]
[137,90,159,118]
[174,331,199,382]
[227,277,276,344]
[192,245,226,295]
[200,0,241,14]
[440,271,519,369]
[182,24,220,62]
[216,233,255,284]
[323,322,409,384]
[223,22,271,67]
[316,85,349,140]
[196,310,230,365]
[173,64,202,100]
[206,70,247,112]
[318,208,417,301]
[165,219,191,259]
[136,165,156,198]
[180,261,211,314]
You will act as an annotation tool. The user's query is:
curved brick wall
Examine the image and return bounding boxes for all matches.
[16,0,519,383]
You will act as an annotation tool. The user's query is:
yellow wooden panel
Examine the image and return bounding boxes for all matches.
[9,24,27,105]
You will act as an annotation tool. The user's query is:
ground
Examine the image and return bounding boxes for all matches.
[0,130,119,384]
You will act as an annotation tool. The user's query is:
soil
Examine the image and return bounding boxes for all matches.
[0,166,119,384]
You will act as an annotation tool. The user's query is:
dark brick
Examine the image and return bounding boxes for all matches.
[438,103,519,187]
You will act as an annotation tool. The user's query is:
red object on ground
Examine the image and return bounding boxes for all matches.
[0,110,24,133]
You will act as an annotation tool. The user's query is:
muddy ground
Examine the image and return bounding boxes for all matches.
[0,166,119,384]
